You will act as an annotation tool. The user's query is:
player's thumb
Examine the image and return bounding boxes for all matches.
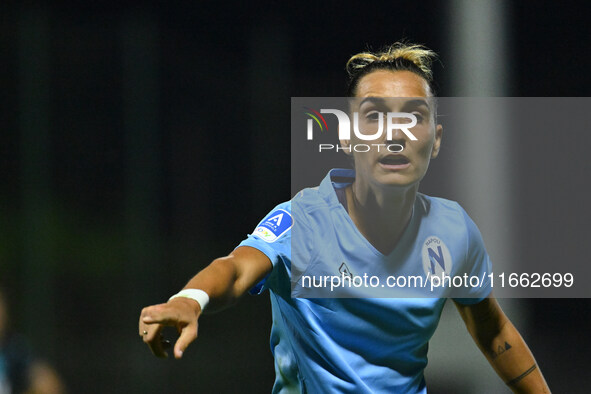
[174,323,198,359]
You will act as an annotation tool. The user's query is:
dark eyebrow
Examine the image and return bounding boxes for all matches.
[357,97,431,110]
[358,97,387,107]
[401,99,431,110]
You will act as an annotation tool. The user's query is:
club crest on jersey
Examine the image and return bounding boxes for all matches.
[254,209,292,243]
[421,236,453,277]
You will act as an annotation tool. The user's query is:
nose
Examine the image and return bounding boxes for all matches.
[385,120,407,149]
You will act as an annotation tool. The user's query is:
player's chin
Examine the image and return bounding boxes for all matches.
[374,174,418,189]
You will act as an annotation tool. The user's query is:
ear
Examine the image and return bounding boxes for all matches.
[431,124,443,159]
[339,120,353,156]
[339,138,352,156]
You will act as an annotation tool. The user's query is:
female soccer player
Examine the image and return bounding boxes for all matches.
[139,42,550,393]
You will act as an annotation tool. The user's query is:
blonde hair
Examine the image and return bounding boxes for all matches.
[345,42,438,96]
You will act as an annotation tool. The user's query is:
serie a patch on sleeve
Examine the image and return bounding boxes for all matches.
[254,209,293,243]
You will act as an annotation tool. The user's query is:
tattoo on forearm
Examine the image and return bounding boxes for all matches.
[505,364,537,386]
[490,341,512,360]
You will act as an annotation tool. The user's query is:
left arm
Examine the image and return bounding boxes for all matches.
[454,296,550,393]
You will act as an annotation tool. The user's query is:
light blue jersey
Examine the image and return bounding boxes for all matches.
[238,169,492,393]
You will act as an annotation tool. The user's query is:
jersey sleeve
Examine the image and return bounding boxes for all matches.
[236,201,292,294]
[453,206,493,305]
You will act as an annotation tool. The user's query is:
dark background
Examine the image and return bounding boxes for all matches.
[1,1,590,392]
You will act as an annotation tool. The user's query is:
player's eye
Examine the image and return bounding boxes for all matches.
[365,111,382,121]
[412,112,425,124]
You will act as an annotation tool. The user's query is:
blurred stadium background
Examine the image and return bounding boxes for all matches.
[1,1,590,392]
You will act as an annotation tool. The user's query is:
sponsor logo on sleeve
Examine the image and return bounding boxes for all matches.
[254,209,292,243]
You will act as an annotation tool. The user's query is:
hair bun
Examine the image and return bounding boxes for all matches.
[346,42,437,81]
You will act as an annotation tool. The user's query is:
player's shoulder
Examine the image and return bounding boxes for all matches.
[416,193,466,216]
[291,185,332,214]
[251,186,327,241]
[257,186,326,215]
[417,193,481,236]
[292,185,323,202]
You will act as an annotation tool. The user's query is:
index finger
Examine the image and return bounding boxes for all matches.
[141,303,181,326]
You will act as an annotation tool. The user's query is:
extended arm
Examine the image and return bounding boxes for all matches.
[454,296,550,393]
[139,246,272,359]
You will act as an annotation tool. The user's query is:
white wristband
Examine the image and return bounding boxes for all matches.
[169,289,210,312]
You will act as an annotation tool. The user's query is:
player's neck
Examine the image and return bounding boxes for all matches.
[346,182,417,255]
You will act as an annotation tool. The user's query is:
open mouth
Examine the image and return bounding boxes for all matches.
[378,155,410,166]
